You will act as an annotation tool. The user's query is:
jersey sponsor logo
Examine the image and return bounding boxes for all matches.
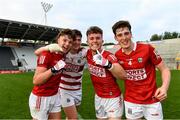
[65,63,81,72]
[126,68,147,81]
[88,64,106,77]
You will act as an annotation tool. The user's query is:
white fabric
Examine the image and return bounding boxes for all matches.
[46,43,63,52]
[124,101,163,120]
[95,94,123,119]
[60,88,82,107]
[29,92,61,120]
[54,60,66,71]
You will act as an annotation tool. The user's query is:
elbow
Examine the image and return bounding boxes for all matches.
[33,76,41,85]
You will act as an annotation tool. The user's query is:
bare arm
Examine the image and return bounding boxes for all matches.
[109,63,127,80]
[33,67,53,85]
[34,46,48,56]
[154,61,171,101]
[34,43,62,56]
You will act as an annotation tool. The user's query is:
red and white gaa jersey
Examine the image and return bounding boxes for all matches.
[115,42,162,104]
[59,48,87,91]
[86,49,121,98]
[32,51,64,96]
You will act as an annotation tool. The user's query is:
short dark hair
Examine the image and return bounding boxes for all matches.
[86,26,103,36]
[56,28,75,40]
[72,29,82,38]
[112,20,131,35]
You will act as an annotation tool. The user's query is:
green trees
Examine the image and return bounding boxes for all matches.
[150,31,180,41]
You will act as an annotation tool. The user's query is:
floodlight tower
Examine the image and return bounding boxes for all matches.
[41,2,53,25]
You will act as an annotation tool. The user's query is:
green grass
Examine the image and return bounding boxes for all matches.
[0,70,179,119]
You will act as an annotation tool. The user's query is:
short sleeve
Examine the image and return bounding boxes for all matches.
[149,44,162,65]
[37,51,50,68]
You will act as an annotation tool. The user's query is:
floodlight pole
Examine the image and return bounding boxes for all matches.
[41,2,53,25]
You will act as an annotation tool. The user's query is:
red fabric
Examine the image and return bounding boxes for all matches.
[86,49,121,98]
[32,51,64,96]
[115,42,162,104]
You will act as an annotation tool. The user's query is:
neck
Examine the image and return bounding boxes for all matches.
[70,49,78,54]
[91,48,102,55]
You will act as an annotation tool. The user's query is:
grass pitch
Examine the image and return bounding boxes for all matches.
[0,70,179,119]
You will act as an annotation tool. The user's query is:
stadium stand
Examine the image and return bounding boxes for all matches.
[0,18,63,73]
[13,46,37,71]
[0,46,18,70]
[106,38,180,70]
[149,38,180,69]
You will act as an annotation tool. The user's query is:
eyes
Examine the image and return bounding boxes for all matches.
[89,36,101,40]
[117,32,130,38]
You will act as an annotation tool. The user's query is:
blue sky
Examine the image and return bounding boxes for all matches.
[0,0,179,43]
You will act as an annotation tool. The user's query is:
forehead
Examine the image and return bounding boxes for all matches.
[115,27,130,35]
[88,33,102,37]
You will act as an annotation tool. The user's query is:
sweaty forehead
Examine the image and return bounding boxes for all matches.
[115,27,130,34]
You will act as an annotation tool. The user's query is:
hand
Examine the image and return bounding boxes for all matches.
[153,86,168,101]
[93,53,109,66]
[46,44,63,53]
[93,50,112,69]
[51,60,66,74]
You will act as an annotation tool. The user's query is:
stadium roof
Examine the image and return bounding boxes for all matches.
[0,18,62,42]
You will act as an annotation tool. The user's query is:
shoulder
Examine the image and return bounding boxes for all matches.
[137,42,154,49]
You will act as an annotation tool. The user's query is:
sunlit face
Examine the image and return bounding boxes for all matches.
[87,33,103,52]
[71,36,82,52]
[57,35,73,53]
[114,27,132,49]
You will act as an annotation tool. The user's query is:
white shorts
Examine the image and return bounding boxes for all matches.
[124,101,163,120]
[95,94,123,119]
[60,88,82,107]
[29,92,61,120]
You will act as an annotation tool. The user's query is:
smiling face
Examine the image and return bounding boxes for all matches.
[71,35,82,52]
[114,27,132,50]
[57,35,73,53]
[87,33,103,52]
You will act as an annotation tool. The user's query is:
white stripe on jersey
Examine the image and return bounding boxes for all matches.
[109,54,117,61]
[60,83,81,90]
[60,48,87,90]
[61,77,82,83]
[39,56,45,64]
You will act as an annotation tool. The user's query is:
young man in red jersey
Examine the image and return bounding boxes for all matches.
[112,20,171,120]
[29,29,74,120]
[86,26,127,119]
[34,29,87,120]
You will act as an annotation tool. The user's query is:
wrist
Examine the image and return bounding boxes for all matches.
[104,61,113,70]
[51,67,63,75]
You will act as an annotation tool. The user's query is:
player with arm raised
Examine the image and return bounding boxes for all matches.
[34,29,87,120]
[29,29,74,120]
[86,26,127,119]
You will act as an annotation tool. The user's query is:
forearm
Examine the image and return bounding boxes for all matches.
[109,63,127,80]
[33,69,53,85]
[161,67,171,91]
[34,47,48,56]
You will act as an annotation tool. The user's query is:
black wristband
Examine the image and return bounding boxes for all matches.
[104,61,112,69]
[51,67,64,74]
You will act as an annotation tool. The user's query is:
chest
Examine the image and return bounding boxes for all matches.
[118,51,149,70]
